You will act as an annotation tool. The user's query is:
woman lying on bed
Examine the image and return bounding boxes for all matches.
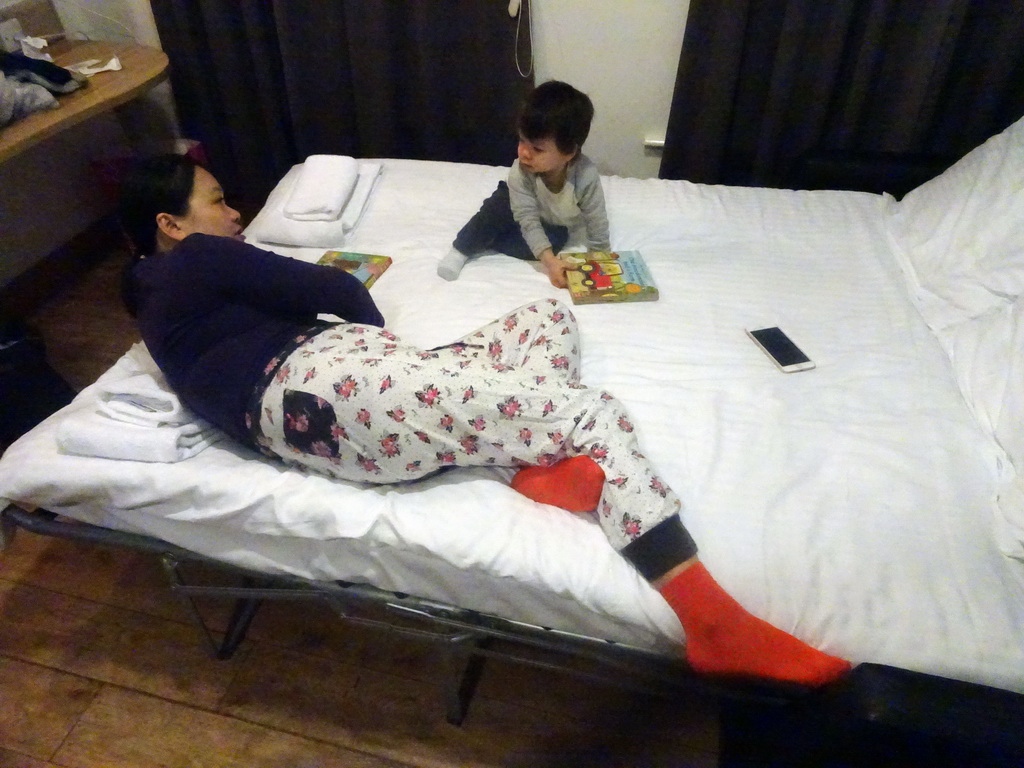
[118,153,851,688]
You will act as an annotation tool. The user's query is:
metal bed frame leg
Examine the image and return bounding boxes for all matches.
[216,581,263,660]
[441,632,490,725]
[160,555,264,660]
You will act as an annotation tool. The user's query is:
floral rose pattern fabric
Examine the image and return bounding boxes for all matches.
[252,299,680,549]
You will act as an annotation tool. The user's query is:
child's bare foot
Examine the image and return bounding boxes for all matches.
[659,561,852,687]
[539,250,570,288]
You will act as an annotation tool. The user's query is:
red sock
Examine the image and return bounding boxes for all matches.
[660,562,851,687]
[510,455,605,513]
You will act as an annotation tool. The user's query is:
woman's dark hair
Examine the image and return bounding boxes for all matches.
[118,153,198,315]
[118,153,198,257]
[517,80,595,156]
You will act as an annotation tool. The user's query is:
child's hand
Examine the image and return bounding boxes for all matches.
[539,249,570,288]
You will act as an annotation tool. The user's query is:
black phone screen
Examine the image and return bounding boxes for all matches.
[749,327,811,366]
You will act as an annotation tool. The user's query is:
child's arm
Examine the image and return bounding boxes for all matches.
[508,163,571,287]
[574,158,611,252]
[508,163,558,259]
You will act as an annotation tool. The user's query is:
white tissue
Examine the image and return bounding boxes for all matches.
[67,57,122,76]
[19,36,52,61]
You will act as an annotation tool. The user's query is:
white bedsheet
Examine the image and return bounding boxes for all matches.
[3,159,1022,692]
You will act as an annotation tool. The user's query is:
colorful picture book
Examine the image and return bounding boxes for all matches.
[317,251,393,288]
[563,250,659,305]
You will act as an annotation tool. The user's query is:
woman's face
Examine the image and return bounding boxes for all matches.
[170,166,244,241]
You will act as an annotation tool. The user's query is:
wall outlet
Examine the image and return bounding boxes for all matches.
[0,17,24,53]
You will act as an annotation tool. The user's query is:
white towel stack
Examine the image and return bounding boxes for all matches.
[243,159,383,248]
[56,373,223,463]
[97,373,188,426]
[337,162,382,232]
[284,154,360,221]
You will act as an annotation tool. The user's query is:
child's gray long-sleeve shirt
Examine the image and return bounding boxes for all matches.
[507,153,611,257]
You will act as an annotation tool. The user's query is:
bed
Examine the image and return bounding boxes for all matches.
[3,116,1024,764]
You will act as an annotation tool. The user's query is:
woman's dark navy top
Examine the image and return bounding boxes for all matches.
[131,234,384,445]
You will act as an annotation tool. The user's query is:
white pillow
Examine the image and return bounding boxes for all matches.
[888,115,1024,327]
[943,295,1024,471]
[245,162,382,248]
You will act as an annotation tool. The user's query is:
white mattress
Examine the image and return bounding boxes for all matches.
[3,158,1023,692]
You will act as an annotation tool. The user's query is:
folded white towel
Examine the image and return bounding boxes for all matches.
[284,155,360,221]
[341,162,382,233]
[97,372,189,427]
[56,411,222,463]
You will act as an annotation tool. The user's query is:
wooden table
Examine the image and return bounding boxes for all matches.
[0,40,169,164]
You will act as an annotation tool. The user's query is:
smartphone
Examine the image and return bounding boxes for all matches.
[746,327,815,373]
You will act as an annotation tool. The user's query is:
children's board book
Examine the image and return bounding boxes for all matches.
[317,251,393,289]
[563,251,659,305]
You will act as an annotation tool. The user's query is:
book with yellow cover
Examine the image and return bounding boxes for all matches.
[317,251,393,289]
[563,251,659,305]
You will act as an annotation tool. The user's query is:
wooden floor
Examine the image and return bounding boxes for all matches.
[0,239,722,767]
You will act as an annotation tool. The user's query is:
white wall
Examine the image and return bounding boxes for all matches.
[531,0,689,178]
[51,0,157,45]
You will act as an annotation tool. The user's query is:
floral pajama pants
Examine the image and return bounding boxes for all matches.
[251,299,693,558]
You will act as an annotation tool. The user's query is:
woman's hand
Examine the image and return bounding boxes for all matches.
[538,249,570,289]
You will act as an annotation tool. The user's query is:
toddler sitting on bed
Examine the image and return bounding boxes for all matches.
[437,80,611,287]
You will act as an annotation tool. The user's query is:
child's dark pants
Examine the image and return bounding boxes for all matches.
[453,181,569,260]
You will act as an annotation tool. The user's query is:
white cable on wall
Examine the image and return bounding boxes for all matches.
[513,0,533,78]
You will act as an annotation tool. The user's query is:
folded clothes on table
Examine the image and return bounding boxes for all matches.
[0,71,57,126]
[0,51,85,93]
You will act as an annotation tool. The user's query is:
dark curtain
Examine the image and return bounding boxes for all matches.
[149,1,533,203]
[659,0,1024,187]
